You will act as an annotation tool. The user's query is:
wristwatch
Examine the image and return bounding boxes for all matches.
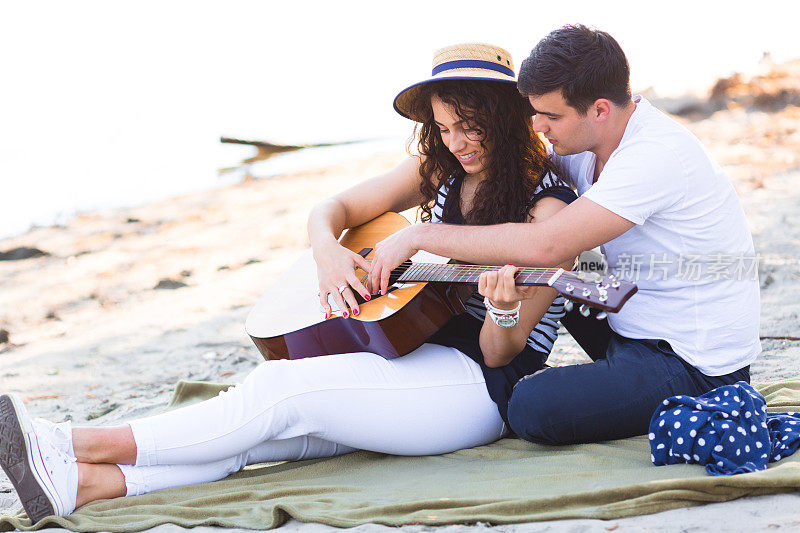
[484,297,521,328]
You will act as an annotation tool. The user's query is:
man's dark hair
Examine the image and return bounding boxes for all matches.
[518,24,632,114]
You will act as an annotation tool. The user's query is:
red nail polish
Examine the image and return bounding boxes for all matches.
[343,311,349,318]
[353,309,359,316]
[364,294,371,301]
[324,312,330,320]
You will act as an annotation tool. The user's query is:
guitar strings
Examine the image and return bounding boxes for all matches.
[357,259,621,308]
[363,258,584,279]
[358,258,621,303]
[399,264,586,284]
[393,263,623,302]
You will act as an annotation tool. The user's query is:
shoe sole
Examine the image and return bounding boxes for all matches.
[0,394,58,523]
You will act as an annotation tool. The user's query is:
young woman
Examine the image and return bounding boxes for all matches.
[0,43,577,522]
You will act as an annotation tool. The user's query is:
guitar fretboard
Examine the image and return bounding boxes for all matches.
[397,263,557,286]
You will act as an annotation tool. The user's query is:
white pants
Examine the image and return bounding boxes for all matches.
[119,344,505,496]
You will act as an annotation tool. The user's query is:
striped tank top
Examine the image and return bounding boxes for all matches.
[430,171,576,355]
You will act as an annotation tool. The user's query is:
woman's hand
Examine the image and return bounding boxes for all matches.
[477,264,534,309]
[315,244,372,319]
[368,225,419,296]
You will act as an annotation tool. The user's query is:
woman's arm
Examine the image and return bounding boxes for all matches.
[308,156,427,317]
[477,196,575,368]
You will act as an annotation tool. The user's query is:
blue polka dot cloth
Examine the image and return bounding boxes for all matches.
[649,381,800,475]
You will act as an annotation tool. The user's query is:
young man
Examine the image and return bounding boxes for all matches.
[367,25,760,445]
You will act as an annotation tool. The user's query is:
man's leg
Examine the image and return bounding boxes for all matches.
[559,307,614,361]
[507,335,749,445]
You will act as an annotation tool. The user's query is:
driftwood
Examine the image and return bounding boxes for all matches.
[0,247,49,261]
[220,136,359,164]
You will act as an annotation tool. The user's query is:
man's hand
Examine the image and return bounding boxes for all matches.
[368,225,420,296]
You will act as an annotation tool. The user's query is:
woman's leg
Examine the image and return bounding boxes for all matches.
[116,435,356,496]
[6,345,502,515]
[75,435,354,503]
[74,424,136,464]
[75,464,126,507]
[127,344,502,466]
[73,344,502,504]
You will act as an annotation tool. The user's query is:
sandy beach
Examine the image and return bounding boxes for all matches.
[2,62,800,531]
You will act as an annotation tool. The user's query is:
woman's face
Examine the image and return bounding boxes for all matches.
[431,95,487,176]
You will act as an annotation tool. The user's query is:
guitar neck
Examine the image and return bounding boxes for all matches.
[397,263,559,286]
[395,260,638,313]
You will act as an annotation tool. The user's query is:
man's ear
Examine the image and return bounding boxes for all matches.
[592,99,612,122]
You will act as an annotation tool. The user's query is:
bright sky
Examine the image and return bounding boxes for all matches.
[2,0,799,237]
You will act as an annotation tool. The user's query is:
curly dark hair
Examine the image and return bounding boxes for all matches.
[411,79,556,225]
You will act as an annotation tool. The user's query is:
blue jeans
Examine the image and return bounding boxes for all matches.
[506,309,750,445]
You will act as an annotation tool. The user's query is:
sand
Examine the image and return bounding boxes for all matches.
[2,97,800,530]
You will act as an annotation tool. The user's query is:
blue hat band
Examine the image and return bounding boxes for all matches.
[431,59,514,78]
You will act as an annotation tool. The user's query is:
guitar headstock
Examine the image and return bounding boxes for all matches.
[548,270,637,315]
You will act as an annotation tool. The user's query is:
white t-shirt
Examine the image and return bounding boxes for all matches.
[553,96,761,376]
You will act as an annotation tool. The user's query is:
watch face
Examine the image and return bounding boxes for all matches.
[495,314,517,327]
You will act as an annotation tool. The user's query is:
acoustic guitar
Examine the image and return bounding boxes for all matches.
[246,212,636,361]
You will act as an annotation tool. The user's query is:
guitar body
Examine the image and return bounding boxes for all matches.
[246,213,472,360]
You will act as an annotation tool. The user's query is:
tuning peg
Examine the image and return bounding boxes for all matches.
[564,300,573,313]
[595,311,607,320]
[579,304,590,317]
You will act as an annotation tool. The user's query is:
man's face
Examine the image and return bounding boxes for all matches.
[528,91,595,156]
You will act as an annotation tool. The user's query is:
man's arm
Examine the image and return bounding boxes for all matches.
[368,196,635,295]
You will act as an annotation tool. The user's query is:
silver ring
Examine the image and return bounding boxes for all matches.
[337,285,348,293]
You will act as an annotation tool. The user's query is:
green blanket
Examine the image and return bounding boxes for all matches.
[3,380,800,532]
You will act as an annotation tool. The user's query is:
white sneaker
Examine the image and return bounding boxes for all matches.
[32,418,75,459]
[0,394,78,522]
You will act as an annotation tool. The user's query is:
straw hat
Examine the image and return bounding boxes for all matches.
[393,43,518,122]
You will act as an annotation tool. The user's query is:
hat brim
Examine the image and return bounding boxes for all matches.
[393,75,519,122]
